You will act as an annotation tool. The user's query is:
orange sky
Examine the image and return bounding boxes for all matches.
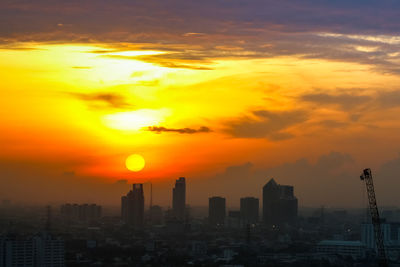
[2,1,400,207]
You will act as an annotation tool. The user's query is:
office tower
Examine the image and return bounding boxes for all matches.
[121,184,145,229]
[263,178,298,226]
[208,196,226,226]
[172,177,186,221]
[240,197,259,226]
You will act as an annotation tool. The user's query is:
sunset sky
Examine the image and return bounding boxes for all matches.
[2,0,400,208]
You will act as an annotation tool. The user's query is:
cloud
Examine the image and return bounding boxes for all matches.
[301,90,400,112]
[70,92,132,109]
[147,126,211,134]
[377,90,400,108]
[319,120,349,128]
[301,92,371,109]
[225,109,308,139]
[2,1,400,74]
[103,54,213,70]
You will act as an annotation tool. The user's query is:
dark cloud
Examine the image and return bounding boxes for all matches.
[2,1,400,74]
[147,126,211,134]
[225,109,308,139]
[70,92,132,109]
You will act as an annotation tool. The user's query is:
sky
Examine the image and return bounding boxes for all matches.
[1,0,400,208]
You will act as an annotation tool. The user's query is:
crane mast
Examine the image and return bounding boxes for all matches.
[360,168,388,267]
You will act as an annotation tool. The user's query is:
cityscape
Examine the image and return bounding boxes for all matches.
[2,176,400,266]
[2,0,400,266]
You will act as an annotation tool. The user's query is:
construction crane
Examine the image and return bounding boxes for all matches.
[360,168,389,267]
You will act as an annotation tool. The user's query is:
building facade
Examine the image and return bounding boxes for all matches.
[0,233,65,267]
[263,178,298,226]
[208,197,226,226]
[121,184,145,229]
[172,177,186,221]
[240,197,259,226]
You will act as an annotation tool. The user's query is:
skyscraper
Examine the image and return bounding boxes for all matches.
[263,178,298,226]
[172,177,186,221]
[240,197,259,226]
[121,184,144,229]
[209,196,226,226]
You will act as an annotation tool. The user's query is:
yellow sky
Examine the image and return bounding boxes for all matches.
[1,42,400,186]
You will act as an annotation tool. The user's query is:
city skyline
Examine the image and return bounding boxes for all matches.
[2,1,400,265]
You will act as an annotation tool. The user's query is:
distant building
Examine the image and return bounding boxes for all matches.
[209,197,226,226]
[361,222,400,259]
[121,184,144,229]
[149,205,163,225]
[263,178,298,226]
[0,233,65,267]
[240,197,259,226]
[316,240,366,259]
[60,203,101,222]
[172,177,186,221]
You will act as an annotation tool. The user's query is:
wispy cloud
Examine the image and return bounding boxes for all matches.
[147,126,211,134]
[70,92,132,109]
[225,109,308,140]
[300,92,371,109]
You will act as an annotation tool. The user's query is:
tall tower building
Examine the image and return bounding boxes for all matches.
[121,184,144,229]
[240,197,259,226]
[209,196,226,226]
[263,178,297,226]
[172,177,186,221]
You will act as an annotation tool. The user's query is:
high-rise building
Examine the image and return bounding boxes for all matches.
[209,197,226,226]
[0,233,65,267]
[240,197,259,226]
[121,184,144,229]
[263,178,298,226]
[172,177,186,221]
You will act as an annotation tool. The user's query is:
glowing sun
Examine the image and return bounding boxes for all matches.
[125,154,145,172]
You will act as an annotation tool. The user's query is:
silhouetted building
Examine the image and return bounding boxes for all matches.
[209,197,226,226]
[263,178,297,226]
[0,233,65,267]
[240,197,259,226]
[121,184,144,229]
[60,203,101,222]
[172,177,186,221]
